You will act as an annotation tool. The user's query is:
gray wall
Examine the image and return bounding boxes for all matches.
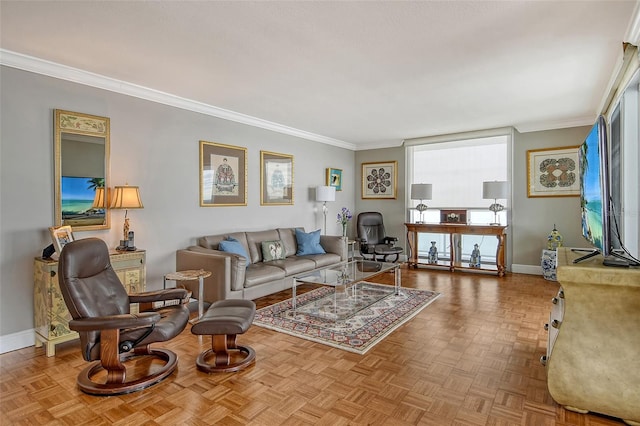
[0,65,595,350]
[0,66,355,340]
[354,129,592,270]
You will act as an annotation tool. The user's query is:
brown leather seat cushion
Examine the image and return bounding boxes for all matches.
[191,299,256,336]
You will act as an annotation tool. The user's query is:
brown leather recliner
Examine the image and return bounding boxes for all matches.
[58,237,190,395]
[356,212,404,262]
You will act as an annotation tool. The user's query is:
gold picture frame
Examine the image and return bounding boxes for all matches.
[326,167,342,191]
[527,145,580,197]
[200,141,247,207]
[49,225,74,255]
[261,151,294,205]
[361,161,397,199]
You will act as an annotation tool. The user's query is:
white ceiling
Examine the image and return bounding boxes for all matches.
[1,1,639,150]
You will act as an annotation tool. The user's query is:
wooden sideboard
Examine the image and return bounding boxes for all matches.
[544,247,639,425]
[33,250,146,356]
[405,222,507,276]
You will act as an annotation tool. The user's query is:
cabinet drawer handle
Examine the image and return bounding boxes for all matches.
[540,355,547,366]
[552,297,558,304]
[544,323,549,331]
[558,290,564,298]
[50,271,56,277]
[551,319,561,329]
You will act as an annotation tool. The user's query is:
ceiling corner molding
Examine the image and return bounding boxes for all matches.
[353,139,404,151]
[0,49,356,150]
[625,1,640,46]
[514,116,595,133]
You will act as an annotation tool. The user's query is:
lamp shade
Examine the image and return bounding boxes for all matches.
[316,185,336,202]
[91,187,107,209]
[411,183,432,200]
[482,181,508,200]
[110,185,144,209]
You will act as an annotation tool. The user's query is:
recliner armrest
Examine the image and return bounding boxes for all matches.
[69,312,160,332]
[129,288,188,303]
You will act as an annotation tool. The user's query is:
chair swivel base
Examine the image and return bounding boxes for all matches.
[76,348,178,396]
[196,334,256,373]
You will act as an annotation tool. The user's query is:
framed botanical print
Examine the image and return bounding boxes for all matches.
[261,151,294,205]
[200,141,247,206]
[326,167,342,191]
[527,146,580,197]
[362,161,397,199]
[49,225,74,255]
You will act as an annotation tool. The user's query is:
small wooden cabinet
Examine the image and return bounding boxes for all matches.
[543,247,640,425]
[33,250,146,356]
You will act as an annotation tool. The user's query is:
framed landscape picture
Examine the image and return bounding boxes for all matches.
[362,161,397,199]
[200,141,247,207]
[261,151,294,205]
[527,146,580,197]
[49,225,74,255]
[326,167,342,191]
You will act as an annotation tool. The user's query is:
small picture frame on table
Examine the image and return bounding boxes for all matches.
[49,225,74,255]
[326,168,342,191]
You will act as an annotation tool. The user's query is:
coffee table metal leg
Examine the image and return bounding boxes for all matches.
[394,265,402,295]
[198,276,204,319]
[292,278,297,313]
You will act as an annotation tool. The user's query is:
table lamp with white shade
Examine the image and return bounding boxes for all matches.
[482,181,508,225]
[410,183,432,223]
[110,184,144,250]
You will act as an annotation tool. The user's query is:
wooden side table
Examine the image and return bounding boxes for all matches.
[164,269,212,321]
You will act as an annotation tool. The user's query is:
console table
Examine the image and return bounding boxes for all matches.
[544,247,639,425]
[33,250,146,356]
[405,222,507,276]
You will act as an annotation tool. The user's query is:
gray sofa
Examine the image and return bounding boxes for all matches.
[175,227,346,303]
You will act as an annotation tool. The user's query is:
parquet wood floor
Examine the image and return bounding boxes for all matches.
[0,267,627,425]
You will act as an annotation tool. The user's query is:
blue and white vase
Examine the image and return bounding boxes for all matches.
[469,244,481,268]
[541,249,557,281]
[428,241,438,263]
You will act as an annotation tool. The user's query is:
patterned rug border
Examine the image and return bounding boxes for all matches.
[253,282,441,355]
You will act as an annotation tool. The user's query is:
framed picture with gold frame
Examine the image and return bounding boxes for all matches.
[361,161,397,199]
[199,141,247,207]
[49,225,74,255]
[527,145,580,197]
[326,167,342,191]
[261,151,294,205]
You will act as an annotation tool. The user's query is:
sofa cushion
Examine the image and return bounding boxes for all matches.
[296,229,326,255]
[246,230,281,263]
[219,237,250,267]
[277,228,298,257]
[265,256,317,275]
[244,263,286,288]
[261,240,286,262]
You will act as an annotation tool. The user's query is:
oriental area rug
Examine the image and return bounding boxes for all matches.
[253,282,441,354]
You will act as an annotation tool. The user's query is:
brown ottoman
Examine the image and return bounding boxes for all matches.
[190,299,256,373]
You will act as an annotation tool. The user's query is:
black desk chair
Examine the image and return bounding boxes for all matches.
[356,212,403,262]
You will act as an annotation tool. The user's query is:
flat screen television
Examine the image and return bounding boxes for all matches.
[576,115,631,266]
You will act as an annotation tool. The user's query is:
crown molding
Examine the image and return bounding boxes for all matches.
[514,116,595,133]
[0,49,356,151]
[625,1,640,46]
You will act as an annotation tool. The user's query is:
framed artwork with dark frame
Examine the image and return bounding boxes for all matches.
[361,161,397,199]
[261,151,294,205]
[49,225,74,255]
[200,140,247,207]
[326,167,343,191]
[527,145,580,198]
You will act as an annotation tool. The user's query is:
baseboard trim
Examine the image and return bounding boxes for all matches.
[511,264,543,275]
[0,329,35,354]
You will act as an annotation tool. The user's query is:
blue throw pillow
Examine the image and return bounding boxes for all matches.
[219,237,250,267]
[295,229,326,256]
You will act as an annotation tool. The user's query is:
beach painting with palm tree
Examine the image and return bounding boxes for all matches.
[61,176,105,225]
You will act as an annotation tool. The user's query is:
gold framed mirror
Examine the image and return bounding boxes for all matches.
[54,109,110,231]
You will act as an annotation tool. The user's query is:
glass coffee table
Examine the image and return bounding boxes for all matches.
[291,260,401,321]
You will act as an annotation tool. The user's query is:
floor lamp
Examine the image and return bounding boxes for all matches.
[482,181,508,225]
[316,185,336,235]
[411,183,432,223]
